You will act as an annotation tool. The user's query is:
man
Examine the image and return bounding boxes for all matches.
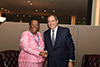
[44,15,75,67]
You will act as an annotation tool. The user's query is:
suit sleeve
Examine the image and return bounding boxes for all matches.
[19,32,40,57]
[66,28,75,60]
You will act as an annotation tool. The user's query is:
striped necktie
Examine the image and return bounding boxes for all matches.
[52,30,54,46]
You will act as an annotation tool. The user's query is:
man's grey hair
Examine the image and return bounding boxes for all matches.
[48,15,58,21]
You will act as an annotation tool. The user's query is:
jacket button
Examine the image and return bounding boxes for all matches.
[53,49,55,51]
[53,56,55,58]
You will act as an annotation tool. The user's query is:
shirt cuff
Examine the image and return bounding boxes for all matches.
[69,59,75,62]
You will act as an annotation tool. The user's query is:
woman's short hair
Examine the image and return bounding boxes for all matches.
[29,18,40,26]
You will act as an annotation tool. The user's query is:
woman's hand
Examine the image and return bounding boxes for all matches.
[39,51,48,58]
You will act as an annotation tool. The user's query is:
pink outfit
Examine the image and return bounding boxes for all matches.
[18,30,45,67]
[18,62,43,67]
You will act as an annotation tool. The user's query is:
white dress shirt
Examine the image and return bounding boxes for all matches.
[50,26,58,41]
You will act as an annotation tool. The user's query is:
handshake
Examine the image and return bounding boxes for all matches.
[39,50,48,58]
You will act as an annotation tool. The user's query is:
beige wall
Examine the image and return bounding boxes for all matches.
[0,22,28,51]
[77,25,100,67]
[0,22,100,67]
[0,22,77,50]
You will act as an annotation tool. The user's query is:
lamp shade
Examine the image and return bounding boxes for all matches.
[0,17,6,22]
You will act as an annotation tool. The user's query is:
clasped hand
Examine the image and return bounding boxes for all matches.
[39,51,48,58]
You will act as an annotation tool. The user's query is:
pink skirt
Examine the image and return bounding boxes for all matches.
[18,62,43,67]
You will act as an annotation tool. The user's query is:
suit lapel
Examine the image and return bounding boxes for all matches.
[54,26,63,48]
[48,29,53,47]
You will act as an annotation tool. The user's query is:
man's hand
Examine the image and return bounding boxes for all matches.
[39,51,48,58]
[68,61,73,67]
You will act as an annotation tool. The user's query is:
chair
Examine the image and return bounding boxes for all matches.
[82,54,100,67]
[0,50,20,67]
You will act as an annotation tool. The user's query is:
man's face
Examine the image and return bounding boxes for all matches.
[47,16,58,30]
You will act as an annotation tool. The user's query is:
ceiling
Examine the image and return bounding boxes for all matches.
[0,0,88,22]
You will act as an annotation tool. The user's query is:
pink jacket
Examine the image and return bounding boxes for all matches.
[18,30,45,63]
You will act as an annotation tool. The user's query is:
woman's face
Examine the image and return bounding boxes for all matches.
[29,20,39,35]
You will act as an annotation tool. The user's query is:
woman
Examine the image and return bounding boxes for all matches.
[18,19,47,67]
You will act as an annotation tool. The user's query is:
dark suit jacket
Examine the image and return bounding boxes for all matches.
[44,26,75,67]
